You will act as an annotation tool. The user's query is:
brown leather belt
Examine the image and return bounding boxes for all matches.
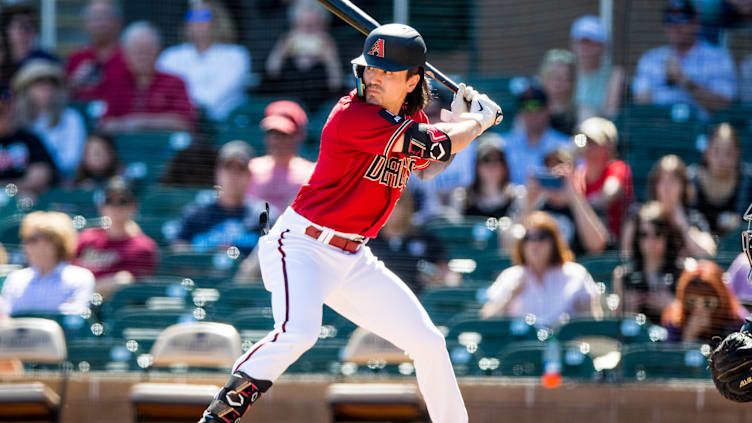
[305,225,365,253]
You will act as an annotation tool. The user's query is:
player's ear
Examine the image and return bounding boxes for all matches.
[406,73,420,93]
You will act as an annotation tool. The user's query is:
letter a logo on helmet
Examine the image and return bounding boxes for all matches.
[368,39,385,58]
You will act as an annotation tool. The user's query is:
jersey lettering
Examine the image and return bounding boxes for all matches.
[363,155,419,189]
[367,39,385,58]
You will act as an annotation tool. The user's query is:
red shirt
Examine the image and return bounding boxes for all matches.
[579,160,633,238]
[292,91,431,238]
[74,228,159,279]
[101,69,196,128]
[65,46,130,101]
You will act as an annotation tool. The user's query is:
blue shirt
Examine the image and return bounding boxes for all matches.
[632,40,737,118]
[1,262,95,315]
[500,127,572,185]
[176,199,268,255]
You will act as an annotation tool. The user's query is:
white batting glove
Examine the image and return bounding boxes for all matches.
[460,93,503,132]
[440,83,478,122]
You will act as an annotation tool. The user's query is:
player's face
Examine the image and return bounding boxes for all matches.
[363,66,420,114]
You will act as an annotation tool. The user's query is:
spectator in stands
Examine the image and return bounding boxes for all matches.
[480,211,602,327]
[501,86,571,186]
[262,0,343,112]
[613,202,683,323]
[73,132,123,188]
[727,252,752,311]
[1,211,94,315]
[662,259,745,343]
[159,142,217,187]
[519,148,609,256]
[173,141,268,255]
[0,89,57,196]
[65,0,128,102]
[573,117,633,240]
[99,22,196,134]
[621,155,716,259]
[540,49,577,135]
[12,60,86,180]
[463,140,519,219]
[157,0,250,121]
[689,123,752,236]
[246,100,315,211]
[0,2,58,86]
[75,178,158,297]
[570,15,624,119]
[367,191,458,295]
[632,0,736,118]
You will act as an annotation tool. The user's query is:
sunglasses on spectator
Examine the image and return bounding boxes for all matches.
[638,228,667,239]
[523,231,553,242]
[685,295,719,310]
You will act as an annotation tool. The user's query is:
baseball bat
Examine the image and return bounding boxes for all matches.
[317,0,459,93]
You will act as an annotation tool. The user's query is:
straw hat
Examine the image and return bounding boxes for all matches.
[11,59,64,93]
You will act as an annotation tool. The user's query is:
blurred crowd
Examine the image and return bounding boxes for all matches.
[0,0,750,350]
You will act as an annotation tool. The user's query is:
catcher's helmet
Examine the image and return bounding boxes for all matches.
[351,24,426,96]
[743,202,752,280]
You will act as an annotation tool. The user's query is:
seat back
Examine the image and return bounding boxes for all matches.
[0,318,66,364]
[150,322,241,369]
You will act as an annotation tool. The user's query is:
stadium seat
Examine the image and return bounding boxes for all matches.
[102,282,194,318]
[0,213,26,245]
[139,186,209,218]
[212,283,272,316]
[228,308,275,343]
[418,287,483,327]
[35,187,100,216]
[578,251,622,290]
[445,317,540,358]
[556,316,660,345]
[0,318,66,422]
[158,251,240,279]
[327,383,428,423]
[288,340,345,374]
[66,337,140,372]
[130,322,242,421]
[106,307,206,352]
[491,340,598,380]
[620,343,711,380]
[116,132,193,185]
[424,217,499,257]
[12,312,100,341]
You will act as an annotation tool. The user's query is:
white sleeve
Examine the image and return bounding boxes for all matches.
[58,267,95,315]
[485,268,520,306]
[705,49,737,100]
[199,47,251,114]
[58,109,87,176]
[632,51,662,97]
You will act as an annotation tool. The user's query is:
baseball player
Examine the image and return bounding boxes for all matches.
[199,23,500,423]
[708,202,752,402]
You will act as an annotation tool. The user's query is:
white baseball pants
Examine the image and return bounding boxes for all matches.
[233,208,468,423]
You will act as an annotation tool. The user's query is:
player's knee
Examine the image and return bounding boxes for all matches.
[287,324,321,353]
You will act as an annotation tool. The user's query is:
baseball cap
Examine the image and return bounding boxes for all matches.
[663,0,696,24]
[260,100,308,136]
[351,23,426,72]
[577,117,618,149]
[570,15,607,43]
[516,86,548,112]
[104,177,136,205]
[218,140,254,165]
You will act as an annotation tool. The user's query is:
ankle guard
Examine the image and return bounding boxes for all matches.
[199,372,272,423]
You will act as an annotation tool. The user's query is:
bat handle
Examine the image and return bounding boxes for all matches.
[425,63,458,93]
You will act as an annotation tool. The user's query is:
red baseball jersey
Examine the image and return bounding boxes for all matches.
[292,90,432,238]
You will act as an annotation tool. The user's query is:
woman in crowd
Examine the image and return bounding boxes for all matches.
[539,49,578,135]
[463,141,519,219]
[612,202,683,323]
[481,211,602,327]
[621,155,716,259]
[0,211,94,315]
[157,0,250,121]
[689,123,752,236]
[73,132,122,188]
[263,0,343,112]
[662,259,746,344]
[12,59,86,180]
[570,15,624,119]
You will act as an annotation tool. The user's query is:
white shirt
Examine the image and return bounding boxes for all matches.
[31,108,87,177]
[157,43,251,120]
[485,262,600,327]
[1,262,95,315]
[632,40,737,118]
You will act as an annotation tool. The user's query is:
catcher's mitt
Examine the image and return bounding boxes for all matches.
[708,318,752,402]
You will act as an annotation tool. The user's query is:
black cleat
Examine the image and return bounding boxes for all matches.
[198,371,272,423]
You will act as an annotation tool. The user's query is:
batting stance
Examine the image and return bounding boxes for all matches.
[199,24,500,423]
[708,202,752,402]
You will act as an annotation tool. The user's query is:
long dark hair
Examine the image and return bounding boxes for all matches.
[468,146,509,200]
[75,132,120,185]
[402,66,431,117]
[631,201,682,277]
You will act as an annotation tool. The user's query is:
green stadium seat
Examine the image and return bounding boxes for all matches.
[446,317,540,358]
[134,215,179,247]
[228,308,275,343]
[139,186,210,218]
[424,217,499,257]
[621,343,711,380]
[0,213,27,246]
[419,287,483,326]
[11,312,99,341]
[158,251,241,279]
[556,316,661,344]
[66,338,140,372]
[35,187,100,216]
[106,307,206,351]
[288,340,345,374]
[578,251,622,290]
[116,132,193,185]
[101,282,193,317]
[212,284,272,316]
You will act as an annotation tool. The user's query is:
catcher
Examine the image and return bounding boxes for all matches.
[708,202,752,402]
